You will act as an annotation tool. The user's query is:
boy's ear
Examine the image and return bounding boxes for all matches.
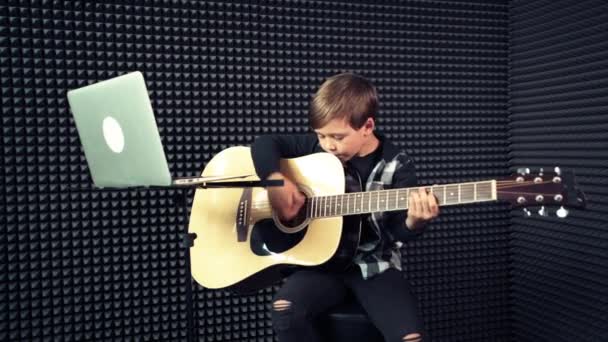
[363,117,375,133]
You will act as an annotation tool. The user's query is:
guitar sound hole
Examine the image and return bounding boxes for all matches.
[250,219,307,256]
[281,204,308,229]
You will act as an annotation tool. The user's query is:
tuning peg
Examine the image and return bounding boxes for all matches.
[554,166,561,175]
[517,168,530,176]
[538,206,548,216]
[556,206,569,218]
[539,168,544,176]
[552,166,563,183]
[522,208,532,217]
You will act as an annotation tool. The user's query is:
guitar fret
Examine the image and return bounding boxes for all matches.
[397,189,403,209]
[358,193,362,214]
[334,195,338,216]
[360,193,364,213]
[461,183,474,202]
[336,195,339,215]
[309,180,497,218]
[346,194,350,215]
[384,190,388,210]
[360,193,364,212]
[335,195,339,215]
[320,197,324,217]
[396,190,400,209]
[395,189,399,209]
[446,185,458,204]
[348,194,351,214]
[332,195,336,216]
[319,197,323,217]
[391,190,399,210]
[474,183,477,201]
[310,198,314,217]
[346,194,353,214]
[307,198,311,218]
[458,184,461,203]
[476,181,493,201]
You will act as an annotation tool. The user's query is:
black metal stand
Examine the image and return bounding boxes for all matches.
[172,190,197,342]
[83,178,284,342]
[168,179,284,342]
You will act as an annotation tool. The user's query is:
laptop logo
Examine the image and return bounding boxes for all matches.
[102,116,125,153]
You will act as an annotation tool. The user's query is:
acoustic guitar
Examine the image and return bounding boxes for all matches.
[188,146,586,294]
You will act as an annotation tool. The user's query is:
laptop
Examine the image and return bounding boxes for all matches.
[67,71,249,188]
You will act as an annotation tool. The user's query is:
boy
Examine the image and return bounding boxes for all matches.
[251,73,438,342]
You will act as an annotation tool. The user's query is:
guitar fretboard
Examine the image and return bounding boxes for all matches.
[307,180,496,218]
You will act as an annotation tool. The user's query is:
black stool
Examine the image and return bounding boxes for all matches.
[319,298,384,342]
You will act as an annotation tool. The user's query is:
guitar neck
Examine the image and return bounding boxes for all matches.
[307,180,497,218]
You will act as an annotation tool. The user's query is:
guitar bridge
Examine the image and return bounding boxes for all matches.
[236,188,252,242]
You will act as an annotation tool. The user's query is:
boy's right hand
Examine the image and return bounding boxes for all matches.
[266,172,306,222]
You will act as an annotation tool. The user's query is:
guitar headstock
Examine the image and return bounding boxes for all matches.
[497,167,587,218]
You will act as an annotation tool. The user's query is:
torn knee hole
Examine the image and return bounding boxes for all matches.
[403,332,421,342]
[272,299,291,311]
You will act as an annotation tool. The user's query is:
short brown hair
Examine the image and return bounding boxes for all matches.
[308,73,378,130]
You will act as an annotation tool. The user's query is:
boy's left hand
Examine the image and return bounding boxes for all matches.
[406,187,439,231]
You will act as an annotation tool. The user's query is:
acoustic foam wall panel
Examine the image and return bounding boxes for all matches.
[509,0,608,341]
[2,1,510,341]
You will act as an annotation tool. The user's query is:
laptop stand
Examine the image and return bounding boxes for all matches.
[84,179,283,342]
[170,179,284,342]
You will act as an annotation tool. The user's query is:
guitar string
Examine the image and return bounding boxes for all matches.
[250,189,556,206]
[249,180,561,210]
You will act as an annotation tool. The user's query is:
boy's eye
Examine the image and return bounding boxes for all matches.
[317,134,343,141]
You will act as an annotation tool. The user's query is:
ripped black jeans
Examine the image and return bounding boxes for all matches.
[271,267,423,342]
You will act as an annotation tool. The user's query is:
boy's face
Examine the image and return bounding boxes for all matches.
[314,117,375,163]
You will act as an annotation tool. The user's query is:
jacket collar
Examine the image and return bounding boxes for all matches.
[374,131,400,162]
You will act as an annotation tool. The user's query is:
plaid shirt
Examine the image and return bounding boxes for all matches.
[353,145,421,279]
[251,132,421,280]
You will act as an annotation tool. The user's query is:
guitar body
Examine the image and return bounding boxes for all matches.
[188,146,361,294]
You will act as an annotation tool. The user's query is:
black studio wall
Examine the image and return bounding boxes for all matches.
[509,0,608,341]
[3,1,513,341]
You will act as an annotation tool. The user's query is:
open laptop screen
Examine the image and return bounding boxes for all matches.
[67,71,172,188]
